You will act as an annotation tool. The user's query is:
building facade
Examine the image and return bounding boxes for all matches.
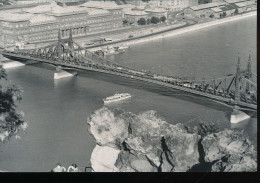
[148,0,198,12]
[184,0,256,18]
[0,1,123,46]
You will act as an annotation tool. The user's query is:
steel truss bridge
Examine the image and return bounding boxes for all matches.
[0,30,257,110]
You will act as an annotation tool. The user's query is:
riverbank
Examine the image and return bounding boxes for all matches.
[87,11,256,51]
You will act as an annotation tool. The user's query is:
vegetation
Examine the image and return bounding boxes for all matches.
[160,16,166,22]
[146,18,151,24]
[123,19,128,25]
[150,16,160,24]
[0,65,27,142]
[137,18,147,25]
[223,12,227,17]
[235,8,238,14]
[197,122,219,137]
[209,14,214,18]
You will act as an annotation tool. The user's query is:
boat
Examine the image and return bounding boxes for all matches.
[116,44,130,51]
[103,93,131,104]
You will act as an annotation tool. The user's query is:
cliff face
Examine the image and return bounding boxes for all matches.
[87,107,257,172]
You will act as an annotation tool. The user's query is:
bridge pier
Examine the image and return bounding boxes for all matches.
[0,58,25,69]
[230,105,250,124]
[54,66,77,80]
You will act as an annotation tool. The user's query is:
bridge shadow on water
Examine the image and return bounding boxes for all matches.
[31,62,233,113]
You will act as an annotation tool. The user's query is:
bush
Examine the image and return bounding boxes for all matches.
[209,14,214,18]
[150,16,160,24]
[147,18,151,24]
[197,122,219,137]
[0,66,27,142]
[123,19,128,24]
[160,16,166,22]
[137,18,146,25]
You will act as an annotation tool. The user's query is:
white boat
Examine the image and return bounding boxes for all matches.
[103,93,131,104]
[117,45,130,51]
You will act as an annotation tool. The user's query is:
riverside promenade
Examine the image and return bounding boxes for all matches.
[85,11,256,51]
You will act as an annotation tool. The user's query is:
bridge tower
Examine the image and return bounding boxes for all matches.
[246,54,252,92]
[234,57,241,102]
[68,28,73,49]
[57,29,62,60]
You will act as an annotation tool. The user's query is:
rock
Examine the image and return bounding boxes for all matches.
[130,159,157,172]
[88,108,256,172]
[90,145,120,172]
[115,150,157,172]
[163,132,200,172]
[87,108,130,148]
[202,129,257,172]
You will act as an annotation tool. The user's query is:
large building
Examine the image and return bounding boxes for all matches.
[148,0,198,12]
[184,0,256,18]
[0,1,123,46]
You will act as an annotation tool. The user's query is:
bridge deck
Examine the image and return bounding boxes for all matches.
[1,51,256,110]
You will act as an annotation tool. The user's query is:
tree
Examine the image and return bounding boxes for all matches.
[123,19,128,25]
[147,18,151,24]
[235,8,238,14]
[137,18,146,25]
[160,16,166,22]
[209,14,214,18]
[223,12,227,17]
[0,66,27,142]
[150,16,160,24]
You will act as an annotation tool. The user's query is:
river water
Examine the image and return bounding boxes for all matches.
[0,16,256,172]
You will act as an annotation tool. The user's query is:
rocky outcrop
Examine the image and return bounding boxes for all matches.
[87,107,257,172]
[90,145,120,172]
[88,108,200,172]
[201,129,257,172]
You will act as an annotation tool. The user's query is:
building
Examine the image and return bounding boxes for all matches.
[0,1,123,46]
[15,0,53,5]
[148,0,198,12]
[184,0,256,18]
[184,2,226,17]
[124,10,149,24]
[145,8,168,18]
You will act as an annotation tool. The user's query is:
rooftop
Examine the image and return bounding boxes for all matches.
[224,0,247,3]
[235,1,256,7]
[125,10,148,16]
[145,8,167,13]
[0,2,111,22]
[189,2,227,11]
[81,1,122,10]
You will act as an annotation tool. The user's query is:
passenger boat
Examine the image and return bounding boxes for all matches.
[103,93,131,104]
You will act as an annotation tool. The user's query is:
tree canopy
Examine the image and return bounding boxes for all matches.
[137,18,147,25]
[0,65,27,142]
[160,16,166,22]
[150,16,160,24]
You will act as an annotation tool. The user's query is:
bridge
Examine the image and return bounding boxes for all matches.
[0,29,257,110]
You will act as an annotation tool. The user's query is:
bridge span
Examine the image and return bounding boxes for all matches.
[0,29,257,110]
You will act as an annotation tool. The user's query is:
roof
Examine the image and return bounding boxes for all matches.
[220,4,237,11]
[235,1,255,7]
[145,8,166,13]
[224,0,247,3]
[125,10,148,16]
[189,2,227,11]
[0,12,34,22]
[29,14,56,24]
[211,7,223,13]
[25,2,109,16]
[113,0,129,5]
[81,1,122,10]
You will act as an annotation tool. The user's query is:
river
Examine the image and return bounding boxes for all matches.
[0,16,256,172]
